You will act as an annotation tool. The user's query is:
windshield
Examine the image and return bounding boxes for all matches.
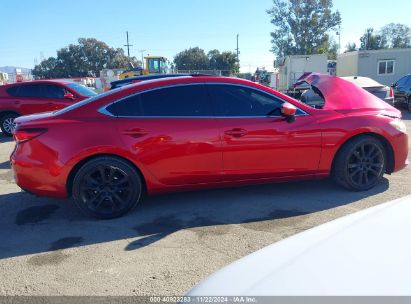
[55,87,121,115]
[66,82,97,97]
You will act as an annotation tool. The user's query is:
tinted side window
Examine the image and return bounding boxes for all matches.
[6,86,20,97]
[207,85,283,116]
[108,85,212,117]
[396,76,408,87]
[16,84,42,97]
[41,84,66,98]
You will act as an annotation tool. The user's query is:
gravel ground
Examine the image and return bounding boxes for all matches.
[0,112,410,296]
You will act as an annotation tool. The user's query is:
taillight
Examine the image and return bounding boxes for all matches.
[13,128,47,143]
[389,87,394,98]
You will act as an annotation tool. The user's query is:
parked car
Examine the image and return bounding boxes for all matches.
[110,74,190,89]
[301,76,394,108]
[0,80,97,136]
[11,74,408,219]
[187,194,411,296]
[392,74,411,112]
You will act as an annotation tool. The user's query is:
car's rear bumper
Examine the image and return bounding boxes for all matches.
[10,142,68,198]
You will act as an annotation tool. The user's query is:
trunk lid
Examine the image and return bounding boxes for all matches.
[299,74,401,118]
[14,112,55,125]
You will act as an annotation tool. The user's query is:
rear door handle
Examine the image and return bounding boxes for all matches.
[224,128,248,137]
[122,128,148,138]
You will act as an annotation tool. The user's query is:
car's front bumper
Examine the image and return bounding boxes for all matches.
[392,131,409,172]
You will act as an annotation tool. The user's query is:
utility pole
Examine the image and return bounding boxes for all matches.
[338,23,341,54]
[235,34,240,63]
[139,49,146,69]
[124,31,133,58]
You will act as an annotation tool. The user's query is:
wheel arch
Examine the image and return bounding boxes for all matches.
[66,153,147,197]
[331,132,395,174]
[0,110,20,119]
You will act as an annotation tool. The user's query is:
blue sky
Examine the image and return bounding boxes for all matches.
[1,0,410,72]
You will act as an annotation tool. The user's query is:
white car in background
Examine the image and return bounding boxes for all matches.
[187,195,411,296]
[301,76,395,108]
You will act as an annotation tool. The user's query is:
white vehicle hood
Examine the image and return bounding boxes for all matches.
[188,195,411,296]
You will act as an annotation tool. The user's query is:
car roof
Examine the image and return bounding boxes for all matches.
[110,73,218,88]
[2,79,74,87]
[110,74,189,87]
[119,75,262,91]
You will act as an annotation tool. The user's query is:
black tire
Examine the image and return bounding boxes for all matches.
[332,135,386,191]
[72,157,143,219]
[0,113,19,137]
[408,96,411,112]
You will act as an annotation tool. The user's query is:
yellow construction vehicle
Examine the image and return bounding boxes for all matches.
[119,56,168,79]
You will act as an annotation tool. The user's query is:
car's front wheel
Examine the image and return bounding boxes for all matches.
[72,157,143,219]
[0,113,19,137]
[332,136,386,191]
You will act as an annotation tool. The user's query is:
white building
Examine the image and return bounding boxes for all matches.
[337,48,411,86]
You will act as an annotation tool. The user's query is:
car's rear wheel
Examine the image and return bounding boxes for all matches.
[332,136,386,191]
[0,113,19,137]
[72,157,142,219]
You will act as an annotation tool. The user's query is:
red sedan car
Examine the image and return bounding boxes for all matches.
[0,80,96,136]
[10,74,408,218]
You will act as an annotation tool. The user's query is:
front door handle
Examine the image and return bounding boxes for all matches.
[224,128,248,137]
[122,128,148,138]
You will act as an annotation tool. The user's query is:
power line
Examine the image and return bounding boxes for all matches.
[236,34,240,63]
[124,31,133,58]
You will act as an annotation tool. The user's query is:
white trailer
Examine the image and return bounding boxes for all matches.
[274,54,328,92]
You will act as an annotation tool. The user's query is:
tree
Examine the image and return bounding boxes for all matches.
[267,0,341,57]
[380,23,411,48]
[317,37,338,59]
[208,49,239,73]
[33,38,140,78]
[345,42,357,52]
[173,47,210,70]
[359,28,387,50]
[207,49,221,70]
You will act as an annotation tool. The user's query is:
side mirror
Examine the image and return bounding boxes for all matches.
[64,92,75,100]
[281,102,297,123]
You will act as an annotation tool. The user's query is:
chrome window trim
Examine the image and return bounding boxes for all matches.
[98,82,309,118]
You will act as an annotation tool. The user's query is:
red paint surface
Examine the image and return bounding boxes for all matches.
[9,76,408,198]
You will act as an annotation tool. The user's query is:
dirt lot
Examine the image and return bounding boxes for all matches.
[0,112,410,296]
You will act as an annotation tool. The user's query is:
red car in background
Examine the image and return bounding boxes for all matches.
[10,74,408,219]
[0,80,96,136]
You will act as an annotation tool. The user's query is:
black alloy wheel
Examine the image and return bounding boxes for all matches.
[333,136,386,191]
[72,157,142,219]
